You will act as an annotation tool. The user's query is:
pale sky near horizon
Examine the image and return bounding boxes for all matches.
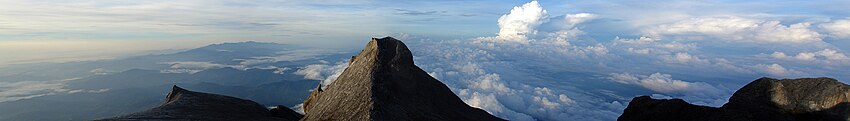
[1,0,849,66]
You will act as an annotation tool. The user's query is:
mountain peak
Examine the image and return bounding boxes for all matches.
[164,85,188,103]
[301,37,504,121]
[364,37,414,65]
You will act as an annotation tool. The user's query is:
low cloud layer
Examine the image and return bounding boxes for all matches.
[160,61,245,74]
[0,78,108,103]
[390,1,847,120]
[608,73,724,98]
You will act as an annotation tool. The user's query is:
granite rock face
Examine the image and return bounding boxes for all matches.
[301,37,504,121]
[99,86,302,121]
[724,77,850,121]
[619,77,850,121]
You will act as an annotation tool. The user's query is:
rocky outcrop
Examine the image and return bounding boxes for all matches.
[301,37,504,121]
[99,86,302,121]
[724,77,850,121]
[619,77,850,121]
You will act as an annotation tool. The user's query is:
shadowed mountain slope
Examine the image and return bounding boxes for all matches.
[99,86,302,121]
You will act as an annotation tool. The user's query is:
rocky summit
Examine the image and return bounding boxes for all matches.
[301,37,504,121]
[98,86,302,121]
[619,77,850,121]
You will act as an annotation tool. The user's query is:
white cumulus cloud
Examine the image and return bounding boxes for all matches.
[492,1,548,43]
[563,13,596,28]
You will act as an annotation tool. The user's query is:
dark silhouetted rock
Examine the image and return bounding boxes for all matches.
[270,105,304,120]
[619,77,850,121]
[98,86,302,121]
[619,96,751,121]
[301,37,504,121]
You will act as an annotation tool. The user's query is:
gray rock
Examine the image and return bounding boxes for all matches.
[301,37,504,121]
[98,85,302,121]
[619,77,850,121]
[724,77,850,121]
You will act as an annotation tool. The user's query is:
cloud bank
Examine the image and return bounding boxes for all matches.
[644,17,823,44]
[0,78,108,103]
[401,1,848,120]
[607,73,723,98]
[820,18,850,39]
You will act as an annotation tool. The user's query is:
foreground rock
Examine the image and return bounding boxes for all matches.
[619,77,850,121]
[301,37,504,121]
[99,86,302,121]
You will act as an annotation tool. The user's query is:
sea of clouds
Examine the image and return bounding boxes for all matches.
[294,1,850,120]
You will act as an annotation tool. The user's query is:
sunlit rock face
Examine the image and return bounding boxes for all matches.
[301,37,504,121]
[619,77,850,121]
